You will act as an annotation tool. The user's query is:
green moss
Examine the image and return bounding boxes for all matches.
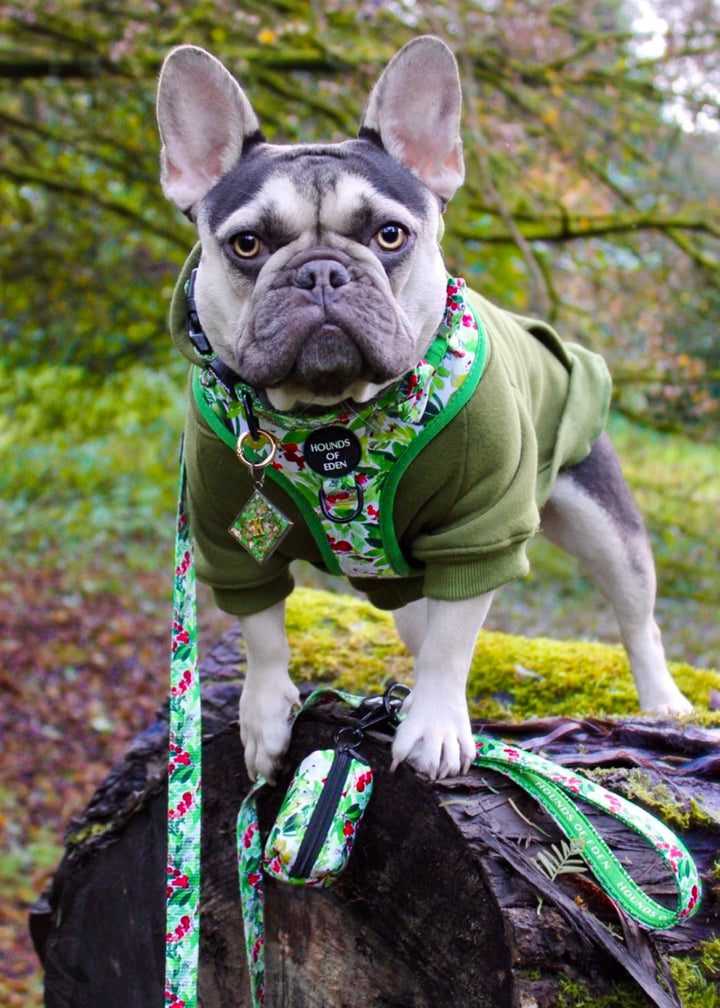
[533,936,720,1007]
[557,956,720,1008]
[556,976,648,1008]
[66,819,116,849]
[585,768,719,831]
[669,938,720,1007]
[285,587,720,719]
[286,588,412,693]
[699,939,720,979]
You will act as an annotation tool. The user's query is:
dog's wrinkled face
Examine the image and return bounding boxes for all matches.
[157,37,465,410]
[193,140,445,409]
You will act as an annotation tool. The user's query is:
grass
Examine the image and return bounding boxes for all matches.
[0,360,185,569]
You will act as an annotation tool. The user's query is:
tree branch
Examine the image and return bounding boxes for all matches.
[0,58,107,80]
[455,208,720,252]
[0,165,184,247]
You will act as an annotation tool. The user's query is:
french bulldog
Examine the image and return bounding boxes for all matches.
[156,36,691,783]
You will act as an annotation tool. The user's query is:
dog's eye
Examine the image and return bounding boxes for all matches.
[375,223,407,252]
[231,232,262,259]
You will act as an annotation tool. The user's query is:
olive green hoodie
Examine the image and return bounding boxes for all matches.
[170,248,611,615]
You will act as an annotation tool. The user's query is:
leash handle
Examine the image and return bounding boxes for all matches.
[165,473,202,1008]
[474,736,700,929]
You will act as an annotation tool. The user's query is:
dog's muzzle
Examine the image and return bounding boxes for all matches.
[237,247,407,397]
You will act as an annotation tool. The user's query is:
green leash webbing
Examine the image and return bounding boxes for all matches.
[165,476,202,1008]
[165,477,701,1008]
[473,736,701,929]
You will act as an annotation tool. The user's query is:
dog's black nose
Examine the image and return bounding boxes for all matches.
[293,259,350,296]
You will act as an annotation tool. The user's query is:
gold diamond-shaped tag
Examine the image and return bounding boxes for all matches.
[229,489,293,564]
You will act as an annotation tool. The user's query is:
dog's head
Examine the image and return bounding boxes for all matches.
[157,37,464,411]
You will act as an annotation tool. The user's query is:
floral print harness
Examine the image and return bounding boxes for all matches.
[193,277,486,578]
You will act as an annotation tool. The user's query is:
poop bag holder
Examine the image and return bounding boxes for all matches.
[263,745,374,885]
[237,684,408,1006]
[263,686,408,883]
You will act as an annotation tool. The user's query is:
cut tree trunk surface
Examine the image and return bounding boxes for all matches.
[31,626,720,1008]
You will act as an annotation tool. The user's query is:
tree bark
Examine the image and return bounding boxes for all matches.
[31,626,720,1008]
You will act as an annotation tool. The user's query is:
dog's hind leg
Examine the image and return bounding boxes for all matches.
[539,432,691,714]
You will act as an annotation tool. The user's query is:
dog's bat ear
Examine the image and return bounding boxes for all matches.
[361,36,464,205]
[156,45,262,214]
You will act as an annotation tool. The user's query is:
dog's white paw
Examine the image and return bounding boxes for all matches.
[636,674,693,717]
[239,680,300,782]
[390,691,475,780]
[642,690,693,717]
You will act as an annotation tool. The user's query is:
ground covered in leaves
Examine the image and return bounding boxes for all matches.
[0,560,169,1005]
[0,551,236,1007]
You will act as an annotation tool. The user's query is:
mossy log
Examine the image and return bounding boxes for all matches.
[31,618,720,1008]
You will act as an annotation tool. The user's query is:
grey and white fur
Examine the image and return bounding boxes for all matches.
[156,36,691,782]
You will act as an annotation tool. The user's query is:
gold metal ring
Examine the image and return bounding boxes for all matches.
[236,429,278,468]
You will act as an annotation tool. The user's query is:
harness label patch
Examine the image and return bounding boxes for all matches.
[304,426,361,476]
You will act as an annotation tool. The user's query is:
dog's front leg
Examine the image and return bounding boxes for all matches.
[238,600,300,782]
[392,593,494,779]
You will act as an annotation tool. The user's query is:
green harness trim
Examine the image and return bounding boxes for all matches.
[192,277,487,579]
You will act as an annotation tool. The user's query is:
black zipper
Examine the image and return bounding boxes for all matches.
[289,748,353,880]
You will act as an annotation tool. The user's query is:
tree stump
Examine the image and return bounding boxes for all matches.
[31,626,720,1008]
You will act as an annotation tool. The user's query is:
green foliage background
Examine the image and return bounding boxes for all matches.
[2,0,720,381]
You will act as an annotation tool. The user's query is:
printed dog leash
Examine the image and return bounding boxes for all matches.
[473,736,701,928]
[236,706,701,1008]
[165,475,700,1008]
[163,481,367,1005]
[165,474,202,1008]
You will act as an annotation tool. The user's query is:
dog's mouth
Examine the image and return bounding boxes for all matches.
[285,327,364,394]
[238,318,399,400]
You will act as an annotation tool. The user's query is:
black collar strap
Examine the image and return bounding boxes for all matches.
[209,357,244,401]
[186,266,244,400]
[186,267,212,357]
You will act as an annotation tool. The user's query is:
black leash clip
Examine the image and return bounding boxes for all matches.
[334,682,410,756]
